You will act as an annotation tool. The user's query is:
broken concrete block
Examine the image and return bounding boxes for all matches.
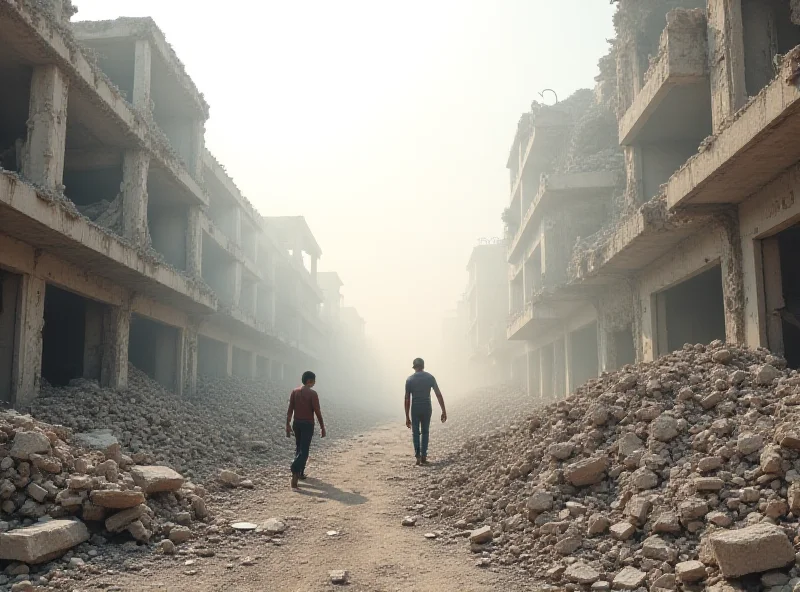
[105,504,147,533]
[73,429,118,451]
[89,489,145,509]
[130,465,184,494]
[564,456,608,487]
[0,519,89,564]
[708,523,795,578]
[469,525,493,544]
[10,431,51,460]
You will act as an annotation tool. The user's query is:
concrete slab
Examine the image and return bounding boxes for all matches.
[667,49,800,209]
[0,519,89,564]
[0,172,216,314]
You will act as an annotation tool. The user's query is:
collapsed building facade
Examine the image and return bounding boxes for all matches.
[0,2,354,407]
[506,0,800,399]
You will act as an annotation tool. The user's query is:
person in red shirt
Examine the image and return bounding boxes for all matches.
[286,371,326,489]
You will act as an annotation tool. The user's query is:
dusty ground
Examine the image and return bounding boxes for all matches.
[70,424,526,592]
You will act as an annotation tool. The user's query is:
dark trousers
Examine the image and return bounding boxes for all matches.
[411,409,431,458]
[291,420,314,475]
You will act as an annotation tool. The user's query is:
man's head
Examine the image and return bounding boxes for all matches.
[302,371,316,387]
[412,358,424,371]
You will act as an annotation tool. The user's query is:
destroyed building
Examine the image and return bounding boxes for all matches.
[0,2,361,407]
[463,240,520,386]
[504,0,800,399]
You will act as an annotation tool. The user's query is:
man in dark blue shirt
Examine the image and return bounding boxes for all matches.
[404,358,447,465]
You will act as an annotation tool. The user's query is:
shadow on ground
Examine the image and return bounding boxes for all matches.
[296,478,368,506]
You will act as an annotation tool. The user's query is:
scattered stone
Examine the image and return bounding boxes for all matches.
[402,516,417,527]
[469,526,492,544]
[565,562,600,584]
[709,523,795,578]
[564,456,608,487]
[612,566,646,590]
[330,570,349,585]
[675,560,706,583]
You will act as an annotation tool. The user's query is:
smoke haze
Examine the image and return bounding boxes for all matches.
[72,0,615,397]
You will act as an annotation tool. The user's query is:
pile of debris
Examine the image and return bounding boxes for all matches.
[0,409,207,579]
[415,342,800,590]
[437,384,531,452]
[31,365,387,481]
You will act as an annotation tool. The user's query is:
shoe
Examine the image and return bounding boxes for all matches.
[415,456,421,466]
[299,473,307,481]
[291,473,299,489]
[420,457,429,465]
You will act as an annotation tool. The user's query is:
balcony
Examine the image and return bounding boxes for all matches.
[619,9,710,146]
[666,47,800,210]
[0,172,215,314]
[508,109,572,206]
[508,171,617,261]
[569,197,713,285]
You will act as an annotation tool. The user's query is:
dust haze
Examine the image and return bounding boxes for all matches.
[71,0,615,406]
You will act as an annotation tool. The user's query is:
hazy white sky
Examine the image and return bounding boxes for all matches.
[74,0,615,371]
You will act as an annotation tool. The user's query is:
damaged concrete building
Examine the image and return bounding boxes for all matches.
[0,2,340,407]
[506,0,800,399]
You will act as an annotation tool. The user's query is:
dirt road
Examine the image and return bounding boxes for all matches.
[77,424,523,592]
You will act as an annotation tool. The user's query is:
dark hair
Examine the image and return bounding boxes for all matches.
[302,371,316,385]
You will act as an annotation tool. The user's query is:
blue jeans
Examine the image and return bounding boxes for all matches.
[291,420,314,475]
[411,410,431,458]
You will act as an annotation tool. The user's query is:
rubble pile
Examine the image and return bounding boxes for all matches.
[31,365,386,480]
[415,342,800,590]
[438,384,531,450]
[75,196,122,234]
[0,408,208,577]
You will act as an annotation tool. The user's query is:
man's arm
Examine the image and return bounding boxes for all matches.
[404,379,412,429]
[285,392,295,436]
[313,393,326,438]
[433,379,447,423]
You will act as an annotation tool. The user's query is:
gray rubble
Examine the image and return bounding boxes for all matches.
[413,342,800,589]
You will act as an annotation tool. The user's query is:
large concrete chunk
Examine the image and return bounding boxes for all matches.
[130,465,184,494]
[564,456,608,487]
[0,519,89,564]
[73,429,118,451]
[708,523,795,578]
[10,431,51,460]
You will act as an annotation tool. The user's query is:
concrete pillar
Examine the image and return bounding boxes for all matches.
[718,210,746,345]
[186,206,203,277]
[624,146,644,211]
[232,263,243,308]
[225,343,233,376]
[132,39,152,110]
[22,65,69,190]
[187,120,205,181]
[14,276,45,407]
[121,150,150,246]
[100,302,130,390]
[182,325,198,397]
[83,302,104,380]
[708,0,747,133]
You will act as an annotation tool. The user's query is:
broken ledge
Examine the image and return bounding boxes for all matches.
[568,197,709,284]
[0,171,216,314]
[666,46,800,210]
[619,8,708,145]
